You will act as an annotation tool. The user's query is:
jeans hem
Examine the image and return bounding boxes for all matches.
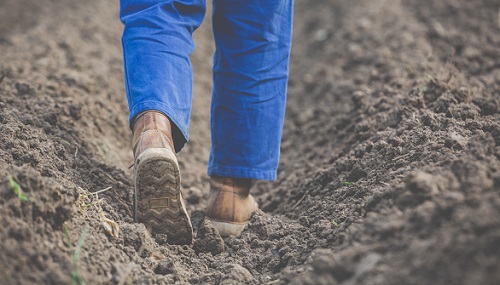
[128,101,189,152]
[208,165,277,181]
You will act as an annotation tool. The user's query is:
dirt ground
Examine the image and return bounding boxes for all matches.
[0,0,499,284]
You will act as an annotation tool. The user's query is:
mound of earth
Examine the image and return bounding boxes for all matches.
[0,0,498,284]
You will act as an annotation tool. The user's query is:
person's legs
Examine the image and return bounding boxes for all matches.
[120,0,205,152]
[120,0,206,244]
[208,0,294,180]
[206,0,293,236]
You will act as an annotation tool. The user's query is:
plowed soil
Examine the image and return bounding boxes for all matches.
[0,0,499,284]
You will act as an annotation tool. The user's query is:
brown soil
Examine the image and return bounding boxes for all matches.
[0,0,499,284]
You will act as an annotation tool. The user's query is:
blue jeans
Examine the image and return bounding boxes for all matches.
[120,0,293,180]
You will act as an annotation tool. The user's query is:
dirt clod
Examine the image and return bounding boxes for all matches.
[193,219,225,255]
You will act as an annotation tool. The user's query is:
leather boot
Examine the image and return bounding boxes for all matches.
[205,176,258,237]
[132,111,193,244]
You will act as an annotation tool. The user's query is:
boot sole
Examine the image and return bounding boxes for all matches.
[206,219,248,237]
[134,148,193,245]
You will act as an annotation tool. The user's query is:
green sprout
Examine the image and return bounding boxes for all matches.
[64,225,89,285]
[343,181,353,186]
[7,176,28,202]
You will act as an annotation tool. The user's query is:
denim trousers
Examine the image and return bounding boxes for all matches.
[120,0,293,180]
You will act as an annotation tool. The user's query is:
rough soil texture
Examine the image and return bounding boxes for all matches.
[0,0,499,284]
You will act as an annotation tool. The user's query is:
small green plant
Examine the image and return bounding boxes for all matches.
[331,220,339,227]
[343,181,353,186]
[64,225,89,285]
[7,176,28,202]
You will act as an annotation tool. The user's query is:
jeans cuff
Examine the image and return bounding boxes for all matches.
[208,165,277,181]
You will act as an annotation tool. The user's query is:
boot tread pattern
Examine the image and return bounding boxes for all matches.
[134,152,193,245]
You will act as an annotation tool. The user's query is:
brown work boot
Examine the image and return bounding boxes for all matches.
[132,111,193,244]
[205,176,258,237]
